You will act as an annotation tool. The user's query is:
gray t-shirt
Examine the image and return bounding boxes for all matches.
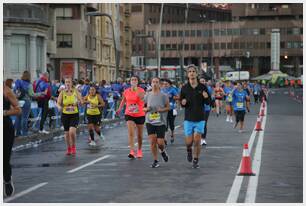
[144,91,168,126]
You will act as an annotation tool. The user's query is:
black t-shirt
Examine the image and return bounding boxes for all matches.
[180,82,211,122]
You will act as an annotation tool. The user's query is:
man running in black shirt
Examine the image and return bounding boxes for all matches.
[180,65,211,168]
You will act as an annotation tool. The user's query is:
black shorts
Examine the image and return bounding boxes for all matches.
[234,111,246,122]
[125,115,145,125]
[146,123,166,138]
[61,113,79,131]
[87,114,101,125]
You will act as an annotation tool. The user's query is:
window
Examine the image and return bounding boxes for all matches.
[191,44,196,50]
[254,42,259,49]
[221,43,226,49]
[260,42,265,49]
[266,42,271,48]
[202,43,207,50]
[11,35,28,72]
[280,42,285,49]
[234,42,239,49]
[166,30,171,37]
[161,44,165,51]
[185,30,189,37]
[197,30,201,37]
[203,30,209,37]
[184,44,189,50]
[172,30,177,37]
[227,42,232,49]
[178,30,183,37]
[260,28,265,35]
[161,30,165,37]
[232,28,240,36]
[240,42,245,49]
[36,37,43,72]
[55,8,73,20]
[247,42,253,49]
[166,44,171,50]
[227,29,233,36]
[191,30,195,37]
[172,44,177,50]
[214,43,219,49]
[220,29,226,36]
[214,29,220,36]
[292,28,301,35]
[57,34,72,48]
[253,29,259,35]
[178,44,183,50]
[93,37,96,50]
[293,42,299,48]
[287,28,293,35]
[196,44,202,50]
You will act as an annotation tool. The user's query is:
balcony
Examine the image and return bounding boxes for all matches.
[3,4,49,26]
[86,3,98,12]
[124,9,131,17]
[245,7,292,16]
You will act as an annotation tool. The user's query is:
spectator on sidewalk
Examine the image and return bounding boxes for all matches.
[14,71,43,136]
[33,72,52,134]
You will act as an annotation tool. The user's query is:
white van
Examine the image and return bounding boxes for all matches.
[225,71,250,81]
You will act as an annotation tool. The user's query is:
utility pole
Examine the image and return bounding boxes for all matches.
[157,3,164,78]
[180,3,189,82]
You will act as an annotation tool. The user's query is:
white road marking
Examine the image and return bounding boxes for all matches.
[245,104,267,203]
[67,155,111,173]
[226,104,267,203]
[4,182,48,203]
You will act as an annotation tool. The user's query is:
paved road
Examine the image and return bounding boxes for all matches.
[6,88,302,203]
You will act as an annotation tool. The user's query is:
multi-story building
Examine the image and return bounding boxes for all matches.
[52,3,97,81]
[119,3,132,79]
[95,3,117,82]
[131,3,302,80]
[3,3,56,80]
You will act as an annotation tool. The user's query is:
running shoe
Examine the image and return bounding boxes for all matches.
[161,150,169,162]
[3,177,14,197]
[39,129,50,134]
[71,146,76,155]
[233,122,238,129]
[187,148,193,162]
[89,141,96,146]
[230,118,233,123]
[100,133,105,141]
[170,136,174,144]
[226,116,230,122]
[151,160,160,168]
[201,138,207,146]
[128,150,135,159]
[164,139,168,146]
[66,147,71,155]
[137,149,143,158]
[192,159,200,169]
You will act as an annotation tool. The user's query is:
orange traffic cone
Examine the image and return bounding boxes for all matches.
[255,117,262,131]
[237,144,255,176]
[260,109,265,116]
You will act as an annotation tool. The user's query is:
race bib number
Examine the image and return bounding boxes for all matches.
[66,106,75,112]
[236,102,244,109]
[149,112,161,124]
[227,95,233,102]
[87,104,95,109]
[128,104,139,114]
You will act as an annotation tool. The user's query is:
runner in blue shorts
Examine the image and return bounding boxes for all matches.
[180,65,211,168]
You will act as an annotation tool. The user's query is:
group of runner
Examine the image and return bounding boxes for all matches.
[53,64,264,169]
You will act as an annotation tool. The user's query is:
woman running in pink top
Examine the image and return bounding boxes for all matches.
[116,76,145,159]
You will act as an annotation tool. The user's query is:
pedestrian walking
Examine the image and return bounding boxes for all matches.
[144,77,170,168]
[180,65,211,168]
[84,84,105,146]
[116,76,146,159]
[4,82,22,197]
[56,77,84,155]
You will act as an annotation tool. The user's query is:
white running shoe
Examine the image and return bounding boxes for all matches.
[100,133,105,141]
[201,138,207,146]
[39,129,50,134]
[226,116,230,122]
[89,141,96,146]
[230,117,233,123]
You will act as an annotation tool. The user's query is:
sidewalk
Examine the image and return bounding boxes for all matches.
[12,118,125,151]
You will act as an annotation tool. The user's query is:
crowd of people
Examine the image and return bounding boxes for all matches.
[4,66,272,197]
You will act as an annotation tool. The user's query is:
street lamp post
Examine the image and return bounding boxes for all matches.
[86,11,120,80]
[157,3,164,78]
[210,20,216,81]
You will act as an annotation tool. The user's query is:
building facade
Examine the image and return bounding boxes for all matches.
[52,4,97,81]
[131,3,302,80]
[3,3,56,80]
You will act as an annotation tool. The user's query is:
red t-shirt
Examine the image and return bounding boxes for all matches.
[123,87,145,117]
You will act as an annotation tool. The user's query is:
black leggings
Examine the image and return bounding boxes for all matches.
[166,110,176,132]
[4,118,15,182]
[38,100,49,131]
[202,111,210,139]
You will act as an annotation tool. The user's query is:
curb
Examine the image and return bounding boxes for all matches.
[12,118,125,151]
